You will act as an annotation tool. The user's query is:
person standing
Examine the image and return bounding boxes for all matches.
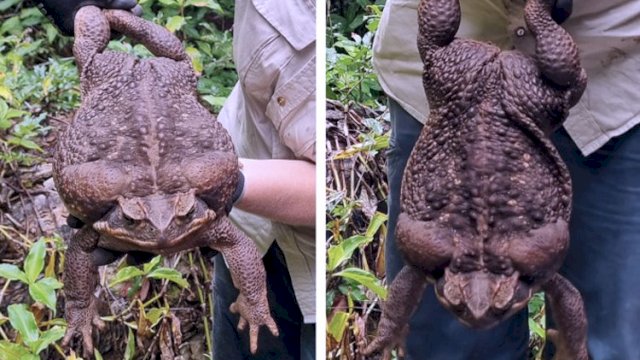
[372,0,640,358]
[213,0,317,359]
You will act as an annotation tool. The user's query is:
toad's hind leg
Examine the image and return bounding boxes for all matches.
[103,9,188,62]
[543,273,589,360]
[73,6,110,72]
[417,0,461,61]
[525,0,586,91]
[206,217,278,354]
[363,266,428,358]
[396,212,453,273]
[164,151,238,214]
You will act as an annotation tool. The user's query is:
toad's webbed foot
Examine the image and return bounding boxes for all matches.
[230,293,279,354]
[362,318,409,360]
[548,328,580,360]
[206,217,278,353]
[62,296,105,358]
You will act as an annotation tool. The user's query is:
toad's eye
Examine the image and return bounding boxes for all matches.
[123,214,135,225]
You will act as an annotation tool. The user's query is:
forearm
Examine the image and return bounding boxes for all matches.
[235,158,316,227]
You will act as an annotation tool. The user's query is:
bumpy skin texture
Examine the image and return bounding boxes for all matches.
[364,0,588,359]
[53,7,277,358]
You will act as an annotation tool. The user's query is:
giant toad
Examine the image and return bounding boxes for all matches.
[365,0,588,358]
[53,6,277,357]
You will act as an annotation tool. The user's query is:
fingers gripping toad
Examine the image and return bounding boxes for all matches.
[53,7,277,357]
[364,0,588,358]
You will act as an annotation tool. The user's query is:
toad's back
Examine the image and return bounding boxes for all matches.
[402,39,571,241]
[55,53,235,197]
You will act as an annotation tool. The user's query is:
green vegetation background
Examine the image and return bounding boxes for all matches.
[0,0,236,358]
[325,1,546,359]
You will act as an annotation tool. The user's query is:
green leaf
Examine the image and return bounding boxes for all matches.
[0,16,21,35]
[365,212,387,238]
[0,340,34,360]
[529,318,546,339]
[142,255,162,274]
[0,118,12,130]
[327,235,368,272]
[109,266,145,287]
[94,348,104,360]
[201,95,227,108]
[334,268,387,299]
[185,47,203,73]
[0,87,11,102]
[0,99,7,120]
[0,0,21,11]
[327,311,349,343]
[24,240,46,284]
[0,264,27,283]
[44,23,58,43]
[39,276,63,289]
[33,326,64,354]
[7,304,39,346]
[166,16,186,32]
[185,0,223,12]
[29,278,60,312]
[6,109,26,119]
[147,267,189,288]
[7,136,43,151]
[123,327,135,360]
[145,307,166,328]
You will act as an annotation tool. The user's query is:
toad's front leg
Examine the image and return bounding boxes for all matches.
[206,217,278,353]
[543,273,588,360]
[363,265,428,359]
[62,226,104,358]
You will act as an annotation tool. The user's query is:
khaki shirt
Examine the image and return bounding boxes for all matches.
[217,0,316,323]
[373,0,640,155]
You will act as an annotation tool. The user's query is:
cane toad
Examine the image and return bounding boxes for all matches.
[53,6,277,357]
[365,0,588,358]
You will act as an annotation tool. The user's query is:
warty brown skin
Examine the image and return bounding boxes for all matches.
[52,6,277,358]
[364,0,588,359]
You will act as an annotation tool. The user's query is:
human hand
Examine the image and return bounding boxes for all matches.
[33,0,141,36]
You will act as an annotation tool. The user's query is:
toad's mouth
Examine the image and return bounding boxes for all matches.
[93,212,214,251]
[433,270,533,329]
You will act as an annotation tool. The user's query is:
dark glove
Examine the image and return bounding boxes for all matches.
[31,0,139,36]
[225,171,245,214]
[552,0,573,24]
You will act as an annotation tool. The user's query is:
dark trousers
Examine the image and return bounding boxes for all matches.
[386,99,529,360]
[388,98,640,359]
[549,125,640,360]
[212,242,315,360]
